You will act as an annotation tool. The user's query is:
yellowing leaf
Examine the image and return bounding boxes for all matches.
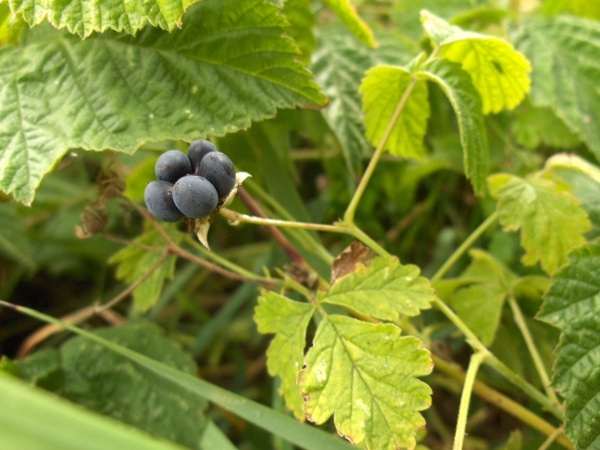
[488,173,591,274]
[8,0,200,38]
[254,292,315,420]
[360,65,430,158]
[322,0,376,48]
[421,11,531,114]
[321,256,435,320]
[298,315,432,450]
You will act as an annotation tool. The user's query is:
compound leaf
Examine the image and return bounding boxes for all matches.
[321,256,435,320]
[538,243,600,449]
[360,65,430,159]
[321,0,376,48]
[422,11,531,114]
[512,16,600,157]
[0,0,327,205]
[418,58,488,194]
[254,291,315,420]
[8,0,200,38]
[298,315,432,450]
[488,173,591,274]
[60,323,206,448]
[109,228,180,312]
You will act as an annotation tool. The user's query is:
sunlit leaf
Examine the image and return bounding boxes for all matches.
[360,65,430,159]
[298,315,432,450]
[321,256,435,320]
[488,173,591,274]
[254,291,315,420]
[321,0,376,47]
[0,0,327,205]
[7,0,200,38]
[538,243,600,449]
[418,58,488,194]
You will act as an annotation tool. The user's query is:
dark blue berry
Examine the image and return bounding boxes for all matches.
[144,180,184,222]
[198,152,236,198]
[172,175,219,218]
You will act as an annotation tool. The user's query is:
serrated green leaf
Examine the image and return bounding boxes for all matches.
[321,0,376,48]
[512,105,581,149]
[254,291,315,420]
[321,256,435,320]
[0,0,327,205]
[418,58,488,194]
[538,243,600,449]
[488,173,591,274]
[8,0,200,38]
[298,315,432,450]
[360,65,430,159]
[109,228,179,312]
[422,11,531,114]
[512,16,600,157]
[60,323,206,448]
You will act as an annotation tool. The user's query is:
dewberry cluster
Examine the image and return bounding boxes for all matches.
[144,140,236,222]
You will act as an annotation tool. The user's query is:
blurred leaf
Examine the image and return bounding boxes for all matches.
[321,256,435,320]
[60,323,206,448]
[445,250,514,346]
[282,0,317,64]
[109,228,179,312]
[15,348,63,391]
[488,173,591,274]
[0,374,188,450]
[298,315,432,450]
[538,243,600,449]
[0,203,35,270]
[0,0,327,205]
[512,16,600,157]
[422,11,531,114]
[7,0,200,38]
[541,0,600,20]
[254,291,315,420]
[418,59,488,194]
[512,105,581,149]
[321,0,376,47]
[360,65,430,158]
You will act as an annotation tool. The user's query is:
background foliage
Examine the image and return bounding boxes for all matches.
[1,0,600,449]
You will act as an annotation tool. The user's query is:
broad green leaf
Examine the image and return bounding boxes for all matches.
[7,0,200,38]
[444,250,515,346]
[14,348,63,391]
[538,243,600,449]
[254,291,315,420]
[0,374,188,450]
[488,173,591,274]
[312,27,416,175]
[321,0,376,48]
[0,0,327,206]
[418,59,488,194]
[320,256,435,320]
[512,105,581,149]
[0,300,357,450]
[59,323,206,448]
[512,16,600,157]
[109,228,180,312]
[298,315,432,450]
[360,65,430,159]
[422,11,531,114]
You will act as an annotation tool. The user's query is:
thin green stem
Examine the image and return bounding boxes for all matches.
[347,224,392,258]
[220,208,344,234]
[453,351,486,450]
[507,294,560,406]
[344,77,420,225]
[431,211,499,283]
